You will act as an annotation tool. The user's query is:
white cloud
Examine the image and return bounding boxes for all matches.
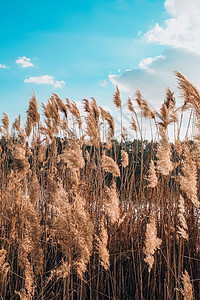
[139,55,165,69]
[145,0,200,54]
[109,48,200,108]
[16,56,34,68]
[100,79,108,88]
[24,75,65,88]
[0,64,9,69]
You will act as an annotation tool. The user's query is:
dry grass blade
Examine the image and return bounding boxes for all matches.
[99,106,108,120]
[91,97,100,123]
[70,101,82,129]
[12,114,21,132]
[54,93,68,119]
[50,96,61,132]
[135,89,143,109]
[165,87,176,109]
[105,111,115,136]
[25,117,33,138]
[2,112,9,138]
[131,116,137,132]
[141,100,156,119]
[26,91,40,125]
[135,89,155,118]
[113,85,122,109]
[66,98,72,109]
[127,97,135,113]
[83,98,91,113]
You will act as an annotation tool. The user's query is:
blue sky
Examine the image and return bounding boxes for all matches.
[1,0,200,130]
[0,0,165,118]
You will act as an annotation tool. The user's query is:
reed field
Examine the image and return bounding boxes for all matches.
[0,71,199,299]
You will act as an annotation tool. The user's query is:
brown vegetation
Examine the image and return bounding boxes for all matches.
[0,72,199,299]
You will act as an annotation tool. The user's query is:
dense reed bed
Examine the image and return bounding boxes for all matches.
[0,72,199,299]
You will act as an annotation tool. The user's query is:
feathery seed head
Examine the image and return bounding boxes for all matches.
[26,91,40,125]
[113,85,122,109]
[2,112,9,139]
[121,150,129,168]
[181,270,194,300]
[127,97,135,113]
[143,215,162,272]
[102,154,120,177]
[147,160,158,188]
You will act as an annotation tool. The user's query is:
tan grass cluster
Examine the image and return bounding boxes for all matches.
[96,218,110,270]
[61,138,85,170]
[121,149,129,168]
[105,184,120,223]
[180,144,200,208]
[102,153,120,177]
[147,159,158,188]
[177,195,188,240]
[181,270,194,300]
[157,131,173,176]
[143,215,162,272]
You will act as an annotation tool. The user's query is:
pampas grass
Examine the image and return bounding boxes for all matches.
[0,71,199,299]
[121,149,129,168]
[147,159,158,188]
[180,144,200,208]
[102,153,120,177]
[181,270,194,300]
[143,215,162,272]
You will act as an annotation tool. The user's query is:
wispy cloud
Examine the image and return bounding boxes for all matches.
[139,55,165,70]
[16,56,34,68]
[0,64,9,69]
[145,0,200,54]
[100,79,108,88]
[24,75,65,88]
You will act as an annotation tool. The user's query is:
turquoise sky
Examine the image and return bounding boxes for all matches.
[0,0,166,122]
